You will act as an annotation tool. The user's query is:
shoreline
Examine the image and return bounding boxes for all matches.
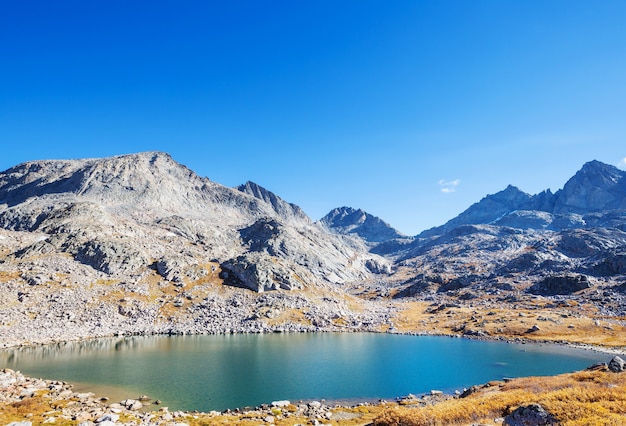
[3,326,625,355]
[1,330,622,414]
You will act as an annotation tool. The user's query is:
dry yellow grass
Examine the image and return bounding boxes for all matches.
[0,393,74,426]
[0,271,21,283]
[374,370,626,426]
[392,300,626,348]
[264,308,312,327]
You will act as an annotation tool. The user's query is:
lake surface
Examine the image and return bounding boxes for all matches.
[0,333,604,412]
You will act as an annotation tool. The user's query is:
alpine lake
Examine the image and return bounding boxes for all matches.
[0,333,604,412]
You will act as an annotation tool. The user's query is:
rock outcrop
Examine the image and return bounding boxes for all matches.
[504,404,557,426]
[321,206,405,243]
[527,274,594,296]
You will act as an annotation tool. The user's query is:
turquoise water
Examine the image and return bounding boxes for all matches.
[0,333,603,412]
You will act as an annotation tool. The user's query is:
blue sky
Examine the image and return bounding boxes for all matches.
[2,1,625,235]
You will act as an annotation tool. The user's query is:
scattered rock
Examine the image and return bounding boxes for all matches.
[527,274,593,296]
[586,362,608,371]
[503,403,557,425]
[608,356,626,373]
[95,413,119,423]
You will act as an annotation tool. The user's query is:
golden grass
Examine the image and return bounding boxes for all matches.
[0,396,72,426]
[392,301,626,348]
[264,308,312,327]
[374,371,626,426]
[0,271,21,283]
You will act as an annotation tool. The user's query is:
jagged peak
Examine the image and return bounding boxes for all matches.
[489,184,530,200]
[575,160,623,180]
[581,159,615,171]
[236,181,309,223]
[237,181,272,196]
[321,206,404,243]
[326,206,366,219]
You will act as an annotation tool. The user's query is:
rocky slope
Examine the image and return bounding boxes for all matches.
[378,161,626,319]
[0,152,392,346]
[319,160,626,320]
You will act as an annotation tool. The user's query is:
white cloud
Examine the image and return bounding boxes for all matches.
[438,179,460,193]
[618,157,626,169]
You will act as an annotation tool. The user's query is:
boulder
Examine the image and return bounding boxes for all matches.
[73,240,147,275]
[527,274,593,296]
[608,356,626,373]
[120,399,143,411]
[95,413,119,423]
[504,404,557,426]
[220,252,305,292]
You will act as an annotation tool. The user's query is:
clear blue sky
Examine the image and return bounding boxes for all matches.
[1,1,625,235]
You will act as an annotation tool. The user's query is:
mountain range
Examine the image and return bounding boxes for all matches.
[1,152,625,346]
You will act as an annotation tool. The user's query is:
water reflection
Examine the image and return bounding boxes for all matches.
[0,334,603,412]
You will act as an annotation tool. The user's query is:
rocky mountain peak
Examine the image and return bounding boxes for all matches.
[236,181,310,224]
[321,206,404,243]
[553,160,626,214]
[0,151,208,210]
[418,185,533,238]
[419,160,626,238]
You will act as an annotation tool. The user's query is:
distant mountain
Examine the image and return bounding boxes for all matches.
[391,160,626,312]
[553,160,626,214]
[418,185,534,238]
[321,206,405,243]
[418,160,626,238]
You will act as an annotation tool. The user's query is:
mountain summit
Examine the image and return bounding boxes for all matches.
[321,206,405,243]
[418,160,626,238]
[553,160,626,214]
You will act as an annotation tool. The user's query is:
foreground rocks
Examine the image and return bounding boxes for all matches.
[504,404,557,426]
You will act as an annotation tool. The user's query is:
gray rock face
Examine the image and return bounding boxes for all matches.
[321,206,405,243]
[221,252,306,292]
[504,404,557,426]
[0,152,382,285]
[72,240,149,275]
[237,181,310,224]
[528,275,594,296]
[608,356,626,372]
[554,160,626,214]
[594,253,626,276]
